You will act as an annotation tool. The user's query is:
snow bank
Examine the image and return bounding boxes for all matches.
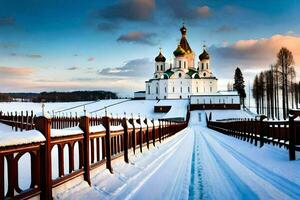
[51,126,83,137]
[205,109,254,121]
[89,124,106,133]
[110,125,123,132]
[0,124,45,147]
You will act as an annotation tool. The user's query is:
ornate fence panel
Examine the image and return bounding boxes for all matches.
[0,112,188,200]
[207,110,300,160]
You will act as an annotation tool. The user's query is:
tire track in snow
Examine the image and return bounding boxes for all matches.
[188,129,204,200]
[199,128,259,200]
[119,128,191,200]
[205,130,300,199]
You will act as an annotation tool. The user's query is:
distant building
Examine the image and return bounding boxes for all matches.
[133,91,146,100]
[145,24,218,100]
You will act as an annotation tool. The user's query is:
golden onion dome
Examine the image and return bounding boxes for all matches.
[155,51,166,62]
[173,45,186,57]
[199,49,210,61]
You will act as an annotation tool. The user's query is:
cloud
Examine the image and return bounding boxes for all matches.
[10,53,42,58]
[99,58,153,77]
[215,25,236,33]
[0,17,15,26]
[117,32,157,45]
[209,34,300,79]
[0,43,18,48]
[97,22,118,31]
[66,66,78,70]
[164,0,212,20]
[95,0,155,21]
[195,6,212,18]
[88,57,95,61]
[0,66,35,77]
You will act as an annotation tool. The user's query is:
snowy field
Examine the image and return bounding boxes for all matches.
[52,111,300,200]
[0,99,189,119]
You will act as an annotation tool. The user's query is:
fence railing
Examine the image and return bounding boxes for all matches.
[0,111,35,131]
[0,114,188,200]
[206,110,300,161]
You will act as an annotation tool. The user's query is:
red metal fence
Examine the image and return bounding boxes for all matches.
[206,110,300,161]
[0,114,188,200]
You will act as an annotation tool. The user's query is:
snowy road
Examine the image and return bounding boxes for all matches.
[54,111,300,200]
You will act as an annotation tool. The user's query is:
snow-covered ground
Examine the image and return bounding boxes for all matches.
[52,110,300,200]
[1,101,299,199]
[0,99,189,119]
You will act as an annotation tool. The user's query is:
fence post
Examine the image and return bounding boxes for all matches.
[129,118,136,154]
[151,119,155,147]
[138,118,143,153]
[35,116,52,200]
[79,115,91,185]
[102,116,113,173]
[259,115,267,147]
[288,111,296,161]
[122,118,129,163]
[158,119,162,143]
[144,119,150,149]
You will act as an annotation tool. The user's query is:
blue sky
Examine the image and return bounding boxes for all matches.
[1,0,300,96]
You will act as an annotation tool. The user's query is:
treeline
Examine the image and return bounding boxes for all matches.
[0,93,11,101]
[253,47,298,120]
[0,90,118,102]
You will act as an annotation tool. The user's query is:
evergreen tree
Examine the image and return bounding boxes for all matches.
[233,67,246,108]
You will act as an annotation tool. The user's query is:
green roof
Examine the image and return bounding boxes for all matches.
[164,69,174,79]
[186,69,199,79]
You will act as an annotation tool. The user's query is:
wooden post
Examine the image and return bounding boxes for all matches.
[102,117,113,173]
[122,118,129,163]
[151,119,155,147]
[144,119,149,149]
[79,116,91,185]
[259,115,267,147]
[138,118,143,153]
[288,112,296,160]
[35,116,52,200]
[130,118,136,154]
[158,119,162,143]
[0,154,4,199]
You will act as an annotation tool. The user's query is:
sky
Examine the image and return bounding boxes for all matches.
[0,0,300,97]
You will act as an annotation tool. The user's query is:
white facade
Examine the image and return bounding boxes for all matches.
[190,91,240,105]
[145,25,218,100]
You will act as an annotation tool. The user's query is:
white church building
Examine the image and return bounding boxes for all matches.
[145,25,218,100]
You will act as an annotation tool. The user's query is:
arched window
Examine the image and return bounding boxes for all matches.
[210,87,212,92]
[206,63,208,69]
[179,95,182,99]
[161,65,163,71]
[178,73,182,78]
[179,61,181,68]
[148,85,150,94]
[156,87,158,94]
[196,87,199,93]
[202,63,204,70]
[165,87,167,92]
[184,61,186,68]
[180,87,182,93]
[173,87,175,93]
[157,65,159,71]
[188,87,190,93]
